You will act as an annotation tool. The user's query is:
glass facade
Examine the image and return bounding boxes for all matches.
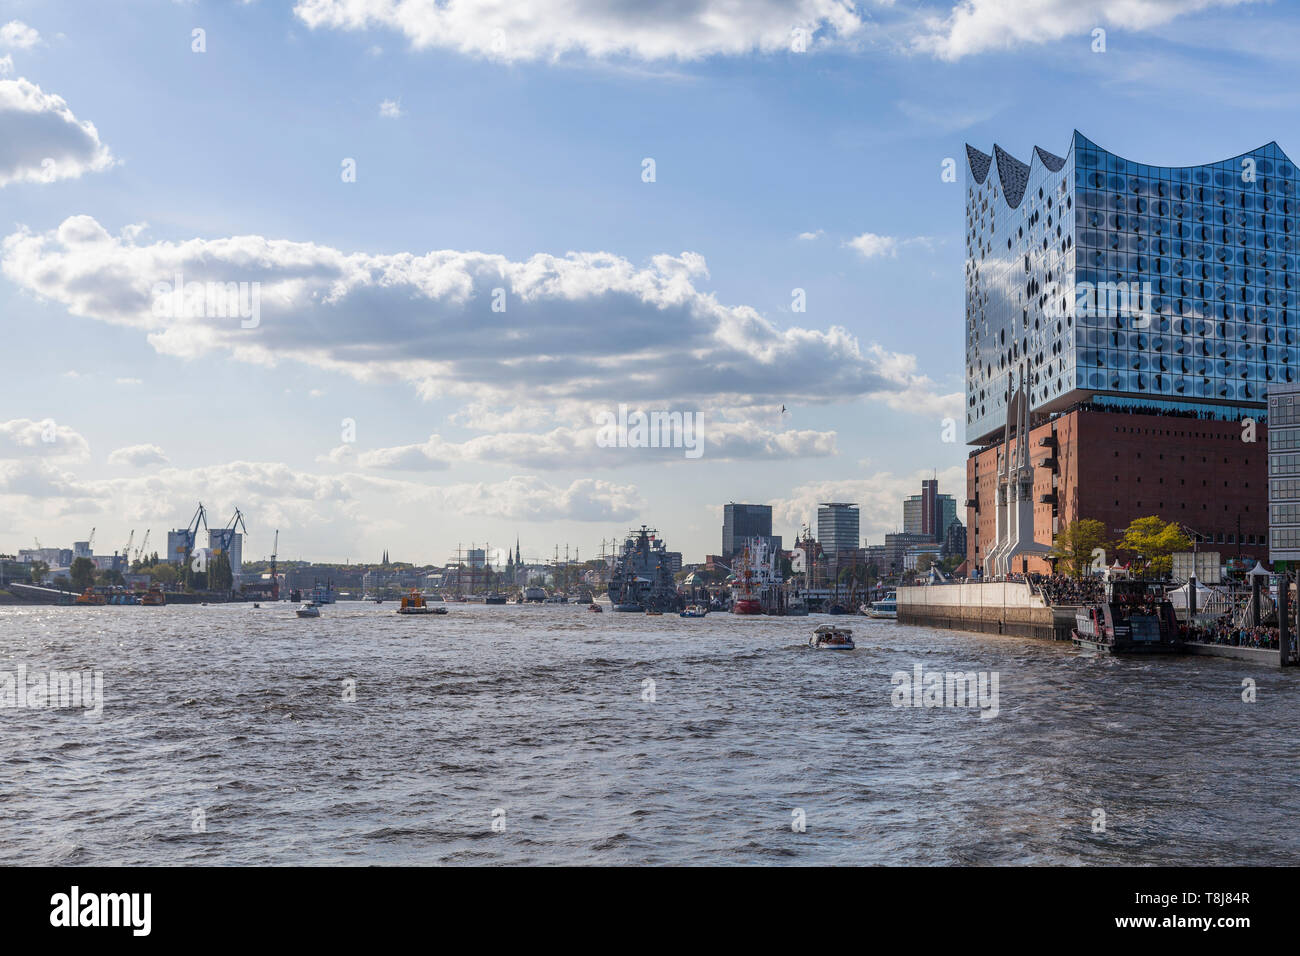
[1269,383,1300,559]
[966,132,1299,445]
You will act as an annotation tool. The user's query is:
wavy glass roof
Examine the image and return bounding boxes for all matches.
[963,132,1300,445]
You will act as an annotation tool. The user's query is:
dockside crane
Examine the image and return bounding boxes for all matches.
[135,529,150,564]
[122,529,134,566]
[211,508,247,557]
[175,503,208,569]
[270,529,279,600]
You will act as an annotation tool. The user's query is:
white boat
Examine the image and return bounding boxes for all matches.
[809,624,855,650]
[296,602,321,618]
[862,594,897,619]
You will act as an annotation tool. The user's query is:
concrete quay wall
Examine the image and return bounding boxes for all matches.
[896,582,1071,641]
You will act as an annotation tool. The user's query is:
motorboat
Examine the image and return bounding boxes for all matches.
[296,602,321,618]
[613,603,642,612]
[588,603,603,613]
[809,624,855,650]
[678,605,708,618]
[645,608,663,616]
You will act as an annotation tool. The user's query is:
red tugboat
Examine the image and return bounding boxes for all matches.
[1071,580,1184,655]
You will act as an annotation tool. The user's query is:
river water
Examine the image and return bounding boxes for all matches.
[1,602,1296,865]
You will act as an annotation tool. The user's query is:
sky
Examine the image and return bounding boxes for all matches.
[0,0,1295,567]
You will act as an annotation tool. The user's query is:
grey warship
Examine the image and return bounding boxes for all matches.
[607,526,681,612]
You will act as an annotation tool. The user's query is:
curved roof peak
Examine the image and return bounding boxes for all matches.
[1033,146,1066,171]
[965,144,991,184]
[993,145,1030,207]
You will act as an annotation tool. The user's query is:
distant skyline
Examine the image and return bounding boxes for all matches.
[0,0,1292,564]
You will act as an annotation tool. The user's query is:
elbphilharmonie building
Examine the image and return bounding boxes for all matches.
[965,131,1298,446]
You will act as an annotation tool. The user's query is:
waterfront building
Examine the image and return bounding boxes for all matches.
[902,478,958,542]
[722,503,780,560]
[816,503,859,555]
[965,132,1286,573]
[1269,382,1300,560]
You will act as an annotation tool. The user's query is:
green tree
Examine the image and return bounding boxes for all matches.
[210,552,233,591]
[1119,516,1191,579]
[1051,519,1112,579]
[28,560,49,584]
[70,557,96,591]
[95,568,125,586]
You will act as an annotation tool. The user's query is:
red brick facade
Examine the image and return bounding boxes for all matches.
[967,408,1268,574]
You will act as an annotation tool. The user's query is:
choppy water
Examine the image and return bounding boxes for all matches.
[1,602,1297,865]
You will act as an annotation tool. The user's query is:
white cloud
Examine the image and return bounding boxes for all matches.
[293,0,867,62]
[913,0,1254,61]
[378,97,402,118]
[1,215,951,421]
[845,232,936,259]
[107,443,169,467]
[0,21,39,50]
[0,418,90,463]
[845,232,898,258]
[0,55,12,75]
[115,377,143,385]
[322,417,837,471]
[0,77,115,187]
[797,229,824,241]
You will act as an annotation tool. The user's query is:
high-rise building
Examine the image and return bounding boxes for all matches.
[965,133,1281,574]
[817,503,860,556]
[723,503,776,560]
[1269,383,1300,560]
[902,478,958,543]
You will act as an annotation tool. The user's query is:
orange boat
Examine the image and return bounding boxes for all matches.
[141,584,166,606]
[397,589,446,615]
[73,587,107,606]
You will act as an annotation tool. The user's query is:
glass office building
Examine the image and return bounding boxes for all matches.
[966,131,1299,445]
[1269,382,1300,559]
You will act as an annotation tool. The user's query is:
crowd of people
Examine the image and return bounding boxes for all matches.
[1180,617,1280,649]
[1024,573,1107,606]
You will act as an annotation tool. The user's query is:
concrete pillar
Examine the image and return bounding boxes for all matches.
[1252,573,1262,627]
[1188,574,1197,620]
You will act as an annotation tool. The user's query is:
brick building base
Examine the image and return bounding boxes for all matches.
[967,406,1268,574]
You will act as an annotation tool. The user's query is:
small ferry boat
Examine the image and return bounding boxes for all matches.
[1071,580,1183,655]
[587,603,603,613]
[141,584,166,606]
[397,589,446,615]
[809,624,855,650]
[645,608,663,617]
[679,605,708,618]
[296,602,321,618]
[484,593,507,605]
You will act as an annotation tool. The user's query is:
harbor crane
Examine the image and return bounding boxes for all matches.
[211,508,247,557]
[122,529,134,565]
[175,503,208,568]
[270,529,279,600]
[136,529,151,563]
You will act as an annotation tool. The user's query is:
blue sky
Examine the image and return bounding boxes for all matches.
[0,0,1294,566]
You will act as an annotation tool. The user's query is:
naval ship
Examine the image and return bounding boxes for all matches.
[607,526,681,612]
